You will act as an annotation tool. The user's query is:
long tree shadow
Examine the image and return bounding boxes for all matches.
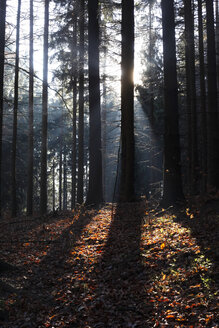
[173,207,219,282]
[3,208,97,327]
[4,204,218,327]
[86,202,154,328]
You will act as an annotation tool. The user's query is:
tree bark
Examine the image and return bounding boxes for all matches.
[63,144,67,210]
[206,0,219,190]
[215,0,219,93]
[184,0,198,194]
[0,0,7,217]
[198,0,207,193]
[161,0,184,205]
[120,0,135,202]
[71,16,77,209]
[40,0,49,215]
[59,151,62,210]
[52,160,55,212]
[148,1,155,125]
[59,114,63,211]
[86,0,103,205]
[102,29,107,202]
[77,0,85,204]
[27,0,34,215]
[11,0,21,217]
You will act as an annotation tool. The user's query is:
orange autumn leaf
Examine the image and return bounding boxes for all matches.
[160,243,165,249]
[176,316,186,321]
[166,314,175,319]
[190,284,201,289]
[169,303,175,307]
[205,315,213,323]
[49,314,57,320]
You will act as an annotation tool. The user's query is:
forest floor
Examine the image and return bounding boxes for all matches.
[0,201,218,328]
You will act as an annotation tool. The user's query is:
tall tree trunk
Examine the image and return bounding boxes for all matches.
[63,144,67,210]
[71,83,77,208]
[71,17,77,209]
[148,1,156,189]
[77,0,85,204]
[40,0,49,215]
[52,160,55,212]
[206,0,219,190]
[102,30,107,202]
[0,0,7,217]
[120,0,135,202]
[148,1,154,125]
[59,150,62,210]
[184,0,198,194]
[215,0,219,93]
[161,0,184,205]
[11,0,21,217]
[86,0,103,205]
[27,0,34,215]
[59,115,63,211]
[198,0,207,193]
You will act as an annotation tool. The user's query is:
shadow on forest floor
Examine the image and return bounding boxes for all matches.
[0,202,218,327]
[0,207,96,326]
[173,206,219,284]
[84,202,154,327]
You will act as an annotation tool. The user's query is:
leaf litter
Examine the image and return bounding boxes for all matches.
[0,202,218,327]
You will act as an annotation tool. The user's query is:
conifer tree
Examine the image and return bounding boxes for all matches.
[11,0,21,217]
[27,0,34,215]
[161,0,184,204]
[0,0,7,217]
[120,0,135,202]
[40,0,49,215]
[206,0,219,190]
[86,0,103,205]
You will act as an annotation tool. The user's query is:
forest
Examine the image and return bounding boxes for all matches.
[0,0,218,327]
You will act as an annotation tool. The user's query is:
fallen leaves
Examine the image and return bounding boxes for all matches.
[0,203,218,327]
[160,243,165,249]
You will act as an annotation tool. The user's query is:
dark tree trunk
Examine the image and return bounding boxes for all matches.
[215,0,219,92]
[86,0,103,205]
[71,17,77,209]
[11,0,21,217]
[27,0,34,215]
[206,0,219,190]
[161,0,184,205]
[52,160,55,212]
[0,0,6,217]
[148,1,154,125]
[59,124,62,211]
[63,145,67,210]
[198,0,207,193]
[148,1,156,188]
[71,82,77,209]
[40,0,49,215]
[120,0,135,202]
[59,152,62,210]
[77,0,85,204]
[184,0,198,194]
[102,29,107,202]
